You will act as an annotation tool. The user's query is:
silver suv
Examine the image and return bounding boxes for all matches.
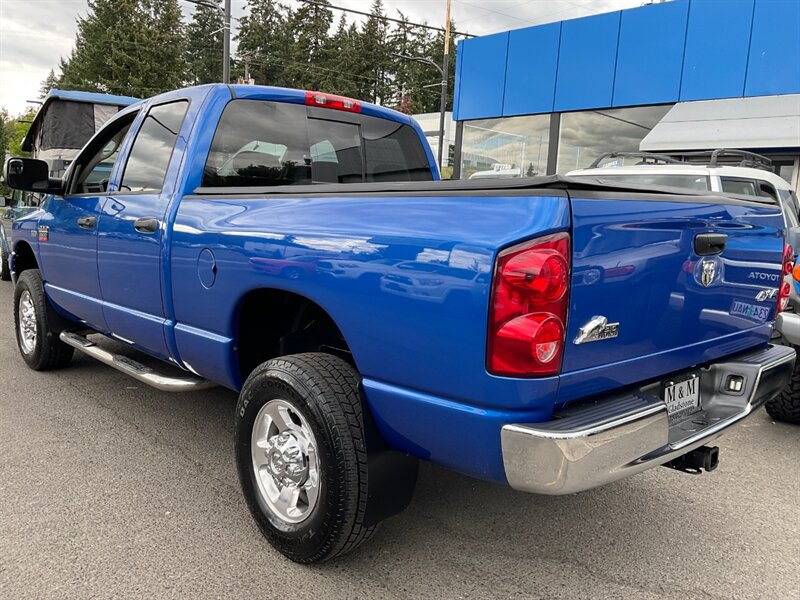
[567,150,799,232]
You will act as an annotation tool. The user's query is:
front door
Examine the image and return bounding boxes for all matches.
[97,100,189,360]
[37,114,136,330]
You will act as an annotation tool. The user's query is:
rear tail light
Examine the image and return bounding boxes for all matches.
[778,243,793,312]
[305,91,361,113]
[488,233,570,377]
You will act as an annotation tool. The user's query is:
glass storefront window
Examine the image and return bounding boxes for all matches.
[557,105,672,173]
[460,114,550,180]
[772,159,797,187]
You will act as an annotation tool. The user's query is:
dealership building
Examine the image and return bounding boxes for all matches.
[451,0,800,191]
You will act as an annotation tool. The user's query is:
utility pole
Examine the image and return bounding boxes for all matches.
[222,0,231,83]
[438,0,452,171]
[392,53,447,171]
[183,0,230,83]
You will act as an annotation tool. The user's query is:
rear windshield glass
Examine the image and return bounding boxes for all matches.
[571,173,710,191]
[202,99,433,187]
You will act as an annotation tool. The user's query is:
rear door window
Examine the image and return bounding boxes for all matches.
[120,101,189,193]
[202,99,433,187]
[203,101,311,187]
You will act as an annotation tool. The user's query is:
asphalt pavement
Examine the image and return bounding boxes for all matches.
[0,281,798,599]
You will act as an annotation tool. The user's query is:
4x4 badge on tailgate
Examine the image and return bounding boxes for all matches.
[574,315,619,344]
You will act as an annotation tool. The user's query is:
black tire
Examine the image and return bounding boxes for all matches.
[235,353,377,563]
[0,249,11,281]
[766,355,800,424]
[14,269,74,370]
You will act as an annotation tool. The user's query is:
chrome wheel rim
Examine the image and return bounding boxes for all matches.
[18,290,37,355]
[251,399,320,524]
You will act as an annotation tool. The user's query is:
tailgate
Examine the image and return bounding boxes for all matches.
[559,192,784,403]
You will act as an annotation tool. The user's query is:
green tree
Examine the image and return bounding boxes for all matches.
[0,108,10,197]
[285,0,334,90]
[236,0,293,87]
[38,70,59,100]
[185,3,224,84]
[387,12,429,112]
[0,108,36,200]
[358,0,390,103]
[141,0,186,90]
[3,108,36,158]
[58,0,185,98]
[325,16,372,98]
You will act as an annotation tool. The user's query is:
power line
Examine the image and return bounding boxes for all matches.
[456,0,541,27]
[296,0,474,38]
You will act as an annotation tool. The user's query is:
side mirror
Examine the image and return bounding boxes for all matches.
[787,226,800,253]
[3,158,62,194]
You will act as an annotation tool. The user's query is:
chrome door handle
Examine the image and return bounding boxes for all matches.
[77,216,96,229]
[134,217,159,234]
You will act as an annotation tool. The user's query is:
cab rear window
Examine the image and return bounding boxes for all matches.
[202,99,433,187]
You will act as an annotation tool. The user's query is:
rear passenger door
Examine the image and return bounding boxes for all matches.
[97,100,189,359]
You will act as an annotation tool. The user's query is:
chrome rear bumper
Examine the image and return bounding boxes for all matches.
[501,344,795,495]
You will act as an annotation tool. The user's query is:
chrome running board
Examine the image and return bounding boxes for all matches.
[60,331,216,393]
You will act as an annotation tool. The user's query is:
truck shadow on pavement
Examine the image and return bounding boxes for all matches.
[24,348,794,599]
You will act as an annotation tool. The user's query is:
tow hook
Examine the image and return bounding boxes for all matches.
[664,446,719,475]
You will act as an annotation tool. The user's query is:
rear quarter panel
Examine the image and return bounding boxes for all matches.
[170,192,569,404]
[169,192,570,481]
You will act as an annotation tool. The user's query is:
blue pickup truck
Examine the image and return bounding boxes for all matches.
[3,84,796,563]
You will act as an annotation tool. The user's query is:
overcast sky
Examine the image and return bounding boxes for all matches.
[0,0,645,116]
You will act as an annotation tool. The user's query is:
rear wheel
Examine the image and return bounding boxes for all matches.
[766,351,800,424]
[235,353,379,563]
[14,269,74,370]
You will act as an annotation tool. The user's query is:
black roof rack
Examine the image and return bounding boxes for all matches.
[668,149,773,171]
[588,149,774,172]
[588,151,683,168]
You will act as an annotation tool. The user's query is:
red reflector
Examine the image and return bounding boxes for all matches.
[784,244,794,274]
[533,316,564,363]
[778,243,793,313]
[779,282,791,312]
[488,233,570,377]
[305,91,361,113]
